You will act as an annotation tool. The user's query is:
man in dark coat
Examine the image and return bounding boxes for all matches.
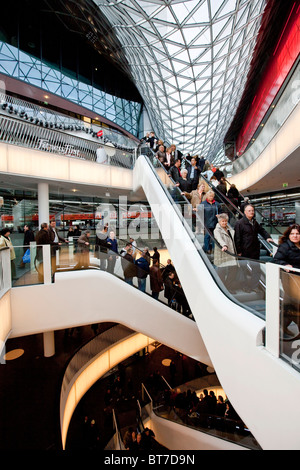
[135,251,150,292]
[35,223,51,261]
[20,224,35,267]
[168,159,182,183]
[23,224,35,247]
[234,204,273,291]
[95,224,110,270]
[234,204,273,260]
[35,223,51,282]
[121,247,137,285]
[150,258,164,300]
[187,157,201,190]
[164,271,176,307]
[48,220,68,273]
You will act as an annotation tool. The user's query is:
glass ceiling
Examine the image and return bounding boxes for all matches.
[92,0,266,165]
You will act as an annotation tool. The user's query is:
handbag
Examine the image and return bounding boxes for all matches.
[22,248,30,264]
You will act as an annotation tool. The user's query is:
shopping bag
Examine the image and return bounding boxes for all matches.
[22,248,30,263]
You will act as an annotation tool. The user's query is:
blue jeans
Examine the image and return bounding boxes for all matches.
[125,277,133,286]
[204,229,215,252]
[138,278,146,292]
[152,291,159,300]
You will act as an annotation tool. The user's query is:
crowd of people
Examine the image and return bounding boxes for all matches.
[140,135,282,292]
[160,387,247,434]
[2,131,300,325]
[123,427,158,451]
[94,226,192,316]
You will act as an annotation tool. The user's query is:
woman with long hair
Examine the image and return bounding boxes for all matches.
[273,224,300,269]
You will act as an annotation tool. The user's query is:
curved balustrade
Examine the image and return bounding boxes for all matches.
[139,382,261,450]
[60,324,154,449]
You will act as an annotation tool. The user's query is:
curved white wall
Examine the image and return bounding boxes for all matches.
[147,410,246,450]
[0,143,132,190]
[133,155,300,450]
[10,270,212,366]
[229,100,300,192]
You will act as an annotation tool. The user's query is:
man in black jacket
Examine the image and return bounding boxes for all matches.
[234,204,273,291]
[48,220,68,273]
[234,205,273,260]
[35,223,51,282]
[168,159,182,183]
[187,157,201,190]
[20,224,35,267]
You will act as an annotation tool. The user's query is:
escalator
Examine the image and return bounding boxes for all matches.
[133,153,300,450]
[141,153,269,319]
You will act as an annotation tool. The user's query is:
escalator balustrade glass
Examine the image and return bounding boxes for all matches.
[144,153,267,319]
[279,266,300,371]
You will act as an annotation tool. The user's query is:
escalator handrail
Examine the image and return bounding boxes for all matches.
[139,153,266,319]
[193,169,277,255]
[146,154,266,261]
[222,176,283,240]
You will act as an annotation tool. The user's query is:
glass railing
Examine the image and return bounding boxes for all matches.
[9,239,193,318]
[11,243,50,286]
[193,172,277,258]
[143,153,268,320]
[278,266,300,372]
[140,381,261,450]
[0,114,136,169]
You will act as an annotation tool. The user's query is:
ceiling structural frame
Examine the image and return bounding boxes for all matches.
[92,0,267,164]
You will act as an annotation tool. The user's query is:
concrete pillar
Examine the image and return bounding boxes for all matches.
[43,331,55,357]
[38,182,49,228]
[38,183,54,356]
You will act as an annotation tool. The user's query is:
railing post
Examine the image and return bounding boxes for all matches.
[42,244,52,285]
[30,241,36,272]
[265,262,281,357]
[2,248,11,290]
[68,237,74,262]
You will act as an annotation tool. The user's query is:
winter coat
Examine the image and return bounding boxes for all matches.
[150,264,164,293]
[184,189,206,209]
[0,235,16,260]
[121,253,137,278]
[95,231,109,255]
[213,223,238,267]
[169,164,181,182]
[234,216,270,260]
[77,234,90,253]
[273,239,300,303]
[200,199,221,229]
[135,256,150,279]
[273,239,300,269]
[35,228,51,262]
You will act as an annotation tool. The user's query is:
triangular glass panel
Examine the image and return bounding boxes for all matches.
[185,1,210,24]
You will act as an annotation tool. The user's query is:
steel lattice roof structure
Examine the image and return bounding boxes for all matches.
[92,0,267,163]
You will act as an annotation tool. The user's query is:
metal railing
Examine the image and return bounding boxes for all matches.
[0,92,138,150]
[0,114,136,168]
